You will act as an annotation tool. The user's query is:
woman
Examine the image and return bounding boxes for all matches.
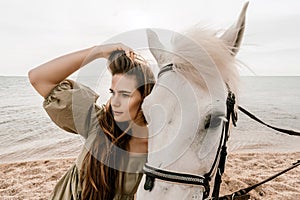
[28,43,155,200]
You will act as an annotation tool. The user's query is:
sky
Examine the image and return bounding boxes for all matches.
[0,0,300,76]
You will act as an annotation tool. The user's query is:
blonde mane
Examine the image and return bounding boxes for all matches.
[171,27,240,97]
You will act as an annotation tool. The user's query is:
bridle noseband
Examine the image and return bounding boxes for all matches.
[143,64,237,199]
[143,163,210,196]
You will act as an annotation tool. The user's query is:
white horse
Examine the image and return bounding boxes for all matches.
[137,3,248,200]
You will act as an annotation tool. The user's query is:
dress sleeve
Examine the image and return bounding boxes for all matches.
[43,79,102,139]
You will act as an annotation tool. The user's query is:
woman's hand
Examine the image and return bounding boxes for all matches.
[93,43,134,60]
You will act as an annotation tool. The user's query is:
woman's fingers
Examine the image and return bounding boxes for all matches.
[128,51,137,60]
[116,43,134,58]
[97,43,134,59]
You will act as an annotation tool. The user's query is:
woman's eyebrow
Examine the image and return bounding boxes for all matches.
[119,90,132,94]
[109,88,132,94]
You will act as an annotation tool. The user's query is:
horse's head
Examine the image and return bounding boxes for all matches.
[138,2,248,199]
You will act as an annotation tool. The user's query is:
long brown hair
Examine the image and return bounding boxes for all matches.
[81,50,155,200]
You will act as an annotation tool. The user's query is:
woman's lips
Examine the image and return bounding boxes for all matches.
[113,111,123,116]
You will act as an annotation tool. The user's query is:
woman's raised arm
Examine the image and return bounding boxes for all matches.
[28,43,132,97]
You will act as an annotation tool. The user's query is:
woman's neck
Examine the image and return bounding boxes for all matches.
[128,123,148,153]
[130,122,148,138]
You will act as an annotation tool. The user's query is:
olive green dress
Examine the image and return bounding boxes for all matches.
[43,80,147,200]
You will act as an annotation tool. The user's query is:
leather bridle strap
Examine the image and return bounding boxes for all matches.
[157,63,174,78]
[211,91,237,199]
[217,106,300,199]
[143,163,208,185]
[219,160,300,200]
[238,106,300,136]
[143,163,210,193]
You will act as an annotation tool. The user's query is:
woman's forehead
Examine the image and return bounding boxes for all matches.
[111,74,137,91]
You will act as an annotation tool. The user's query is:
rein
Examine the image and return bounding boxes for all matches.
[220,159,300,200]
[211,90,237,199]
[219,106,300,199]
[238,106,300,136]
[142,64,300,199]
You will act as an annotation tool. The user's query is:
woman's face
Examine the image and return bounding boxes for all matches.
[110,74,142,123]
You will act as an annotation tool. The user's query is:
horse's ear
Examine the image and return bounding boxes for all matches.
[220,2,249,56]
[147,29,172,68]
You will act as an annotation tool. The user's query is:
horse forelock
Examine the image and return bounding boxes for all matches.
[171,27,240,99]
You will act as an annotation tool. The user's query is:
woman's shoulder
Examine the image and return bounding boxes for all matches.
[44,79,99,105]
[43,79,102,137]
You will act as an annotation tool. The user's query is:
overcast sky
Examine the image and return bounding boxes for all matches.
[0,0,299,76]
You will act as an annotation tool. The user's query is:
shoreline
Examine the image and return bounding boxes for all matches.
[1,152,299,200]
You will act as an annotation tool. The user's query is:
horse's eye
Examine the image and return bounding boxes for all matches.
[204,115,223,129]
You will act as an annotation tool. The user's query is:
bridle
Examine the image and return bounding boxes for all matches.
[142,64,300,200]
[143,64,238,199]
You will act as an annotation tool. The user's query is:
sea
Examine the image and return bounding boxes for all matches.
[0,76,299,164]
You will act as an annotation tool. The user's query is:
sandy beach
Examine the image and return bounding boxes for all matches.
[0,152,299,200]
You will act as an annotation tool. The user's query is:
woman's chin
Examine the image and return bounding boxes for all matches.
[114,116,129,123]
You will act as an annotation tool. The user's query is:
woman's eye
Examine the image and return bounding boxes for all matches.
[204,115,223,129]
[122,93,130,98]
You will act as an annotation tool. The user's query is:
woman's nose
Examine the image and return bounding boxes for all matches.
[111,95,121,107]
